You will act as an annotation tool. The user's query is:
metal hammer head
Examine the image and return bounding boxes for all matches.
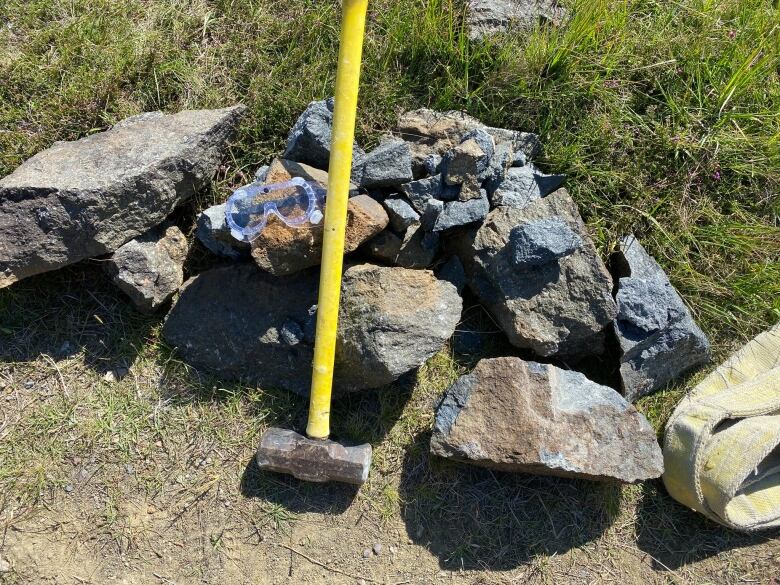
[256,427,372,485]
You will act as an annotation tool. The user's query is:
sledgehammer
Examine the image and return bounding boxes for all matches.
[255,0,372,485]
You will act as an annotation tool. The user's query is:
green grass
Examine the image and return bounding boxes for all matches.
[1,0,779,582]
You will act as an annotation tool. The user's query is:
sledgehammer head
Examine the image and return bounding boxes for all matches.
[256,427,372,485]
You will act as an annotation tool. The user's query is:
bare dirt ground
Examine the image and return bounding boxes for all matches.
[1,265,779,585]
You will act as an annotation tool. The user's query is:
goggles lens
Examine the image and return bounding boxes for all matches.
[225,177,324,242]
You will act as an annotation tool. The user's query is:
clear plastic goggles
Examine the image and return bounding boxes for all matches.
[225,177,325,243]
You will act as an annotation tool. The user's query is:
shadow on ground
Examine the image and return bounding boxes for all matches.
[0,261,159,376]
[399,442,622,571]
[635,481,778,571]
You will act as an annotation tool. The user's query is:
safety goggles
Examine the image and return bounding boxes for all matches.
[225,177,325,243]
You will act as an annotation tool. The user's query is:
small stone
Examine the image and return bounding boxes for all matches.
[0,556,11,573]
[431,357,664,482]
[399,175,458,213]
[282,98,364,172]
[280,319,305,346]
[491,164,565,209]
[483,141,514,195]
[389,545,397,555]
[24,380,33,389]
[196,203,249,259]
[467,0,567,41]
[64,484,73,493]
[383,197,420,232]
[442,139,488,186]
[367,224,439,269]
[336,264,462,391]
[420,198,444,231]
[106,225,189,314]
[509,216,583,267]
[362,548,372,559]
[125,464,134,475]
[424,154,443,176]
[359,139,414,188]
[372,542,383,555]
[431,194,489,232]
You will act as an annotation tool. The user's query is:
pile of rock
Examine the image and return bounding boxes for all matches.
[0,99,712,484]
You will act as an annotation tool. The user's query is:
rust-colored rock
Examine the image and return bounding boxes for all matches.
[431,357,664,482]
[263,157,359,196]
[251,194,388,276]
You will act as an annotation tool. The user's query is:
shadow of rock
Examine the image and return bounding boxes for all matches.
[634,481,778,571]
[0,260,158,376]
[399,439,621,571]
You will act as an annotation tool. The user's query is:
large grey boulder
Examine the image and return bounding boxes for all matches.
[282,98,365,173]
[0,106,245,288]
[163,263,461,394]
[467,0,567,41]
[106,225,189,314]
[431,357,664,482]
[454,188,617,357]
[612,235,711,401]
[336,264,462,390]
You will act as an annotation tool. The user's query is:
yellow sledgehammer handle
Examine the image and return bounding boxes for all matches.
[307,0,369,440]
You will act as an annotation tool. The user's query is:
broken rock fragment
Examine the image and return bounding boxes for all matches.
[467,0,567,41]
[612,235,711,401]
[106,225,188,314]
[509,216,582,267]
[196,203,249,259]
[358,138,414,188]
[454,188,617,356]
[336,264,462,390]
[0,105,245,288]
[431,357,664,482]
[490,164,565,208]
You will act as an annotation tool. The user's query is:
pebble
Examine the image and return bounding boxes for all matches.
[362,548,372,559]
[372,542,383,556]
[64,484,73,493]
[24,380,33,389]
[0,556,11,573]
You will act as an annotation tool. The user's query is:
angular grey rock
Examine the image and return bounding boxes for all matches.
[453,188,617,356]
[163,263,460,394]
[431,357,664,482]
[399,174,459,213]
[282,98,365,172]
[486,127,543,160]
[612,235,711,401]
[336,264,461,390]
[106,225,188,314]
[359,139,413,188]
[509,216,582,267]
[367,224,440,269]
[196,203,249,259]
[424,153,443,176]
[420,198,445,231]
[0,105,245,288]
[437,256,466,294]
[467,0,567,41]
[490,164,565,209]
[383,197,420,232]
[484,141,514,194]
[431,193,490,232]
